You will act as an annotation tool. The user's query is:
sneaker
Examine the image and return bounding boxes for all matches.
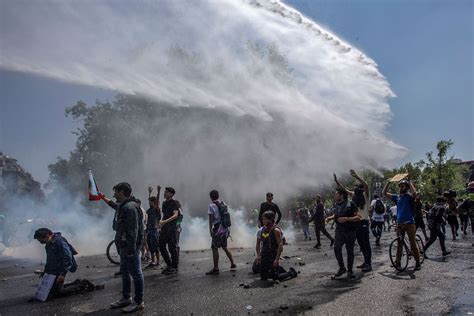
[230,264,237,271]
[347,271,355,279]
[164,268,177,275]
[414,262,421,271]
[110,297,132,309]
[205,268,220,275]
[442,251,451,256]
[288,267,297,278]
[362,264,372,272]
[144,263,157,270]
[161,267,171,274]
[313,243,321,249]
[333,267,347,278]
[122,302,144,313]
[356,263,366,269]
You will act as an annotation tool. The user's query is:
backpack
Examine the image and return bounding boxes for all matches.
[374,199,385,215]
[214,201,231,229]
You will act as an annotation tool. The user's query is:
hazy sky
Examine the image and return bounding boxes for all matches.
[0,0,472,184]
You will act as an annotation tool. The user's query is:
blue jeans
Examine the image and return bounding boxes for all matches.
[120,250,144,304]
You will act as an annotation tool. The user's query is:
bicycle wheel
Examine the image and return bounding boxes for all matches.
[415,234,425,264]
[106,240,120,265]
[389,237,409,272]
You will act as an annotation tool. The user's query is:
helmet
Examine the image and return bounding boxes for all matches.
[467,181,474,193]
[398,180,409,187]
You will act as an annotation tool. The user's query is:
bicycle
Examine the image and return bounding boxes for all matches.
[106,240,120,265]
[389,231,425,272]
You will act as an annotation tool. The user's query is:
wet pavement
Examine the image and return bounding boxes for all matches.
[0,227,473,315]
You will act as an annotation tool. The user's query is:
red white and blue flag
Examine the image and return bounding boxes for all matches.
[88,170,102,201]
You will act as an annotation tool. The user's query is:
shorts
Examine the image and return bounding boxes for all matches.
[146,228,160,253]
[211,233,228,249]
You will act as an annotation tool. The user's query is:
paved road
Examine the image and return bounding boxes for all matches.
[0,227,473,315]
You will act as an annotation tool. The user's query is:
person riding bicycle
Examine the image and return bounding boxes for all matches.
[382,178,421,271]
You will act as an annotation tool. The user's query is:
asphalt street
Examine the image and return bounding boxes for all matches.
[0,225,473,315]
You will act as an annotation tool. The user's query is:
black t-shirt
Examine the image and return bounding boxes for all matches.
[162,199,179,230]
[334,200,358,232]
[259,202,282,225]
[414,200,423,219]
[146,207,161,230]
[312,202,325,223]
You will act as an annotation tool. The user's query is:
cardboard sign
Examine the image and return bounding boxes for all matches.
[35,273,57,301]
[390,173,409,182]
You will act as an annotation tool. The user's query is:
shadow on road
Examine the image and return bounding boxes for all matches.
[379,270,416,280]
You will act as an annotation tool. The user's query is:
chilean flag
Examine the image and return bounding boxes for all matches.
[88,170,102,201]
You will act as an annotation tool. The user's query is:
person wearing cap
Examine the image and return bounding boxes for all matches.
[383,178,421,271]
[423,196,450,257]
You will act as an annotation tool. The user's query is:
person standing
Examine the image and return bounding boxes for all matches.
[423,196,450,257]
[205,190,236,275]
[310,195,334,248]
[383,179,421,271]
[444,190,459,240]
[326,188,360,279]
[144,186,161,270]
[414,194,429,241]
[300,206,311,241]
[159,187,180,275]
[335,170,372,272]
[369,195,385,246]
[109,182,145,313]
[258,192,282,227]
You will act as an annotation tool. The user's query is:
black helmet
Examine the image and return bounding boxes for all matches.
[398,180,409,187]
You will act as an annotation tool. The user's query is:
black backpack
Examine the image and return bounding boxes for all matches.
[374,199,385,214]
[214,201,231,229]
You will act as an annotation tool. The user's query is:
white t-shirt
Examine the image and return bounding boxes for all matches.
[370,199,385,222]
[390,206,397,217]
[208,201,220,225]
[357,192,370,220]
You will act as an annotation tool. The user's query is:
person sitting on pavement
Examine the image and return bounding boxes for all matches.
[34,228,100,299]
[205,189,236,275]
[255,211,297,282]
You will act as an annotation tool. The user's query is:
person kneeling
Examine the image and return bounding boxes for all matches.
[255,211,297,282]
[34,228,101,300]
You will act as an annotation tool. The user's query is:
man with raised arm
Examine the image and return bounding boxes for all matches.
[382,177,421,271]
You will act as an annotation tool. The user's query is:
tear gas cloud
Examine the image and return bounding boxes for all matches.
[1,0,404,257]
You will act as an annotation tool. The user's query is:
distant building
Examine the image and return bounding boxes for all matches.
[0,152,44,202]
[452,158,474,183]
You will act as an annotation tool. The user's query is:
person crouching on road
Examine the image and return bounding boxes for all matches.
[109,182,145,313]
[256,211,297,281]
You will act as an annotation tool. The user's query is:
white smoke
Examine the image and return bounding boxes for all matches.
[1,0,405,257]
